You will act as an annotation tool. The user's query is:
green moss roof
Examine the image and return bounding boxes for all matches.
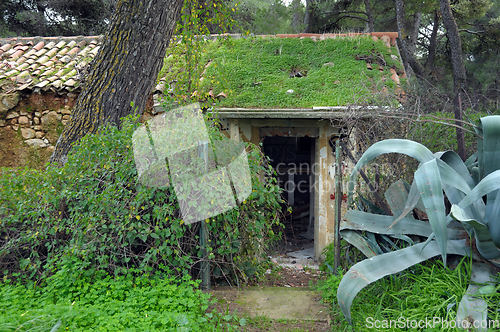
[160,35,404,109]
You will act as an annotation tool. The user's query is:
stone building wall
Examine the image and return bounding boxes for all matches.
[0,92,78,168]
[0,91,156,169]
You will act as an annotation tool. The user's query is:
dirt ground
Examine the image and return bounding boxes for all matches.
[208,264,332,331]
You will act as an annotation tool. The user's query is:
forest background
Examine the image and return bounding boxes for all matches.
[1,0,499,116]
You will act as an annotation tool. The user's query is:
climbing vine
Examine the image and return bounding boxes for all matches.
[159,0,242,106]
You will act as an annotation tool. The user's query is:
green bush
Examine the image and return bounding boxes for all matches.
[0,114,283,283]
[410,111,500,154]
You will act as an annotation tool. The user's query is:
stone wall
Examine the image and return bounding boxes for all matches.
[0,92,77,169]
[0,92,154,169]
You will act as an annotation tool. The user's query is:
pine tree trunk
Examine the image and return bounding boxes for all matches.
[304,0,316,32]
[363,0,374,32]
[49,0,183,164]
[425,11,439,72]
[395,0,425,78]
[440,0,467,160]
[292,0,302,33]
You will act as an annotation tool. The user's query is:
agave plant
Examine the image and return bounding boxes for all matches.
[337,115,500,327]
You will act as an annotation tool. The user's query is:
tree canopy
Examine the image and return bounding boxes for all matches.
[0,0,115,37]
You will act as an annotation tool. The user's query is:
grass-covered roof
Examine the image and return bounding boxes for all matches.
[159,34,404,109]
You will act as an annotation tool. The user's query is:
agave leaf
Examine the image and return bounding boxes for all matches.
[451,205,500,263]
[476,120,484,180]
[343,210,432,237]
[464,152,478,172]
[479,116,500,179]
[387,234,415,245]
[456,170,500,209]
[385,180,409,217]
[415,159,448,265]
[389,179,425,230]
[457,169,500,247]
[365,232,384,255]
[358,194,386,215]
[340,230,377,258]
[471,166,480,185]
[380,234,399,250]
[485,192,500,245]
[456,262,496,332]
[436,158,472,196]
[337,239,470,324]
[347,139,435,205]
[439,151,476,189]
[435,157,486,222]
[479,117,500,246]
[342,210,465,239]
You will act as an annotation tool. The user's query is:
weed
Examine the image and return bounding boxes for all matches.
[0,270,233,331]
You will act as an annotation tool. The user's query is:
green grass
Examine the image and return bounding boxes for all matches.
[319,256,500,331]
[160,36,403,108]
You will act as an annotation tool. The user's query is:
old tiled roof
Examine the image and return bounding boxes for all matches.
[0,36,103,94]
[0,32,400,96]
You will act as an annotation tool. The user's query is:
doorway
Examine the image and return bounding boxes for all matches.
[262,135,315,258]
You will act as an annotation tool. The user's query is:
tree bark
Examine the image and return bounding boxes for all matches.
[425,11,439,71]
[408,11,421,54]
[363,0,374,32]
[292,0,302,33]
[304,0,317,33]
[395,0,425,79]
[440,0,467,160]
[49,0,184,164]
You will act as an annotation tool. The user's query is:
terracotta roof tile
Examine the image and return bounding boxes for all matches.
[11,49,24,61]
[52,80,63,89]
[45,41,56,49]
[33,42,44,51]
[45,48,59,58]
[1,44,12,52]
[55,41,66,49]
[37,55,50,64]
[17,63,29,71]
[34,48,48,57]
[0,36,103,93]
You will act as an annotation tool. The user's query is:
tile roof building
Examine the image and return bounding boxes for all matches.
[0,33,403,260]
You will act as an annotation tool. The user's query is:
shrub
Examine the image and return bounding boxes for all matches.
[0,114,283,284]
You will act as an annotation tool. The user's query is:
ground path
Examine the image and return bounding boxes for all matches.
[207,246,332,331]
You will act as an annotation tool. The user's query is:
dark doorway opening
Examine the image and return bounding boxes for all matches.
[262,135,314,256]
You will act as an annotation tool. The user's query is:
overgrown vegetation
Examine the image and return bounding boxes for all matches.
[160,35,403,108]
[0,114,283,285]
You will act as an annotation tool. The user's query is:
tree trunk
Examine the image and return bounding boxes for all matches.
[363,0,374,32]
[425,11,439,72]
[49,0,184,164]
[395,0,425,79]
[304,0,316,32]
[408,11,421,54]
[440,0,467,160]
[292,0,302,33]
